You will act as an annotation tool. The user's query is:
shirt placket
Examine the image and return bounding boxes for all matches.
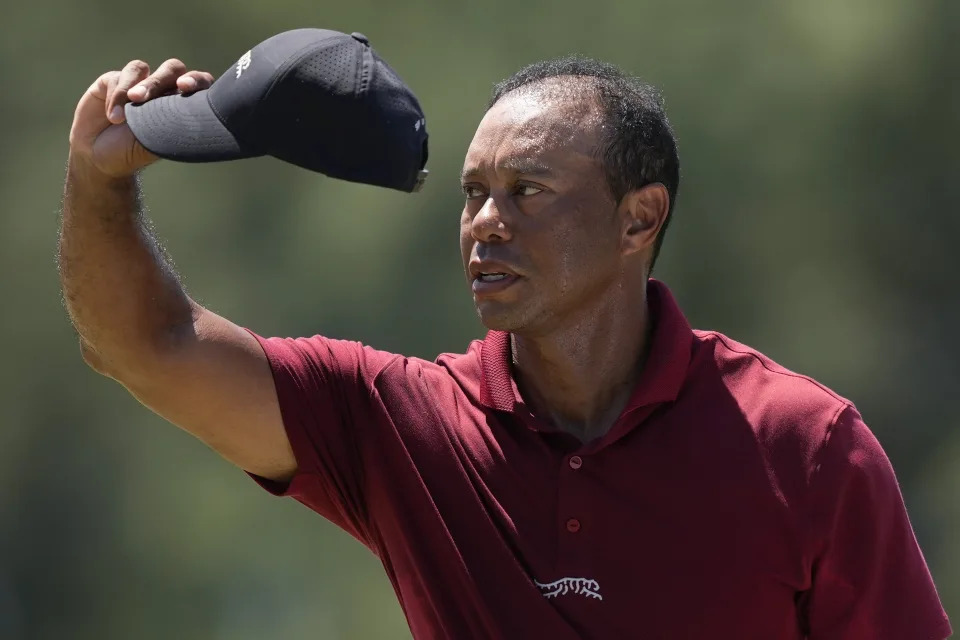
[556,449,593,575]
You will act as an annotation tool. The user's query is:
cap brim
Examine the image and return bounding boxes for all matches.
[124,90,259,163]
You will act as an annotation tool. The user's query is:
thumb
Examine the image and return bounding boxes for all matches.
[129,134,159,171]
[88,120,159,177]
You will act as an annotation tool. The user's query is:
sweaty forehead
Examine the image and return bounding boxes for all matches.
[463,85,603,174]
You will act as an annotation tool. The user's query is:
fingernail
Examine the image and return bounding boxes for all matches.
[110,105,123,122]
[128,85,145,100]
[181,77,197,90]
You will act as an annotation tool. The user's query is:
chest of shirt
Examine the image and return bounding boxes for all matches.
[363,391,811,638]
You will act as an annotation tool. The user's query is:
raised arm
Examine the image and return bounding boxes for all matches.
[59,59,296,481]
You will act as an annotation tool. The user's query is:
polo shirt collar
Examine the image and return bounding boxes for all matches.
[479,279,693,418]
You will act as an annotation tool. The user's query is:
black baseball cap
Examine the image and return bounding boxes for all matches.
[125,28,429,192]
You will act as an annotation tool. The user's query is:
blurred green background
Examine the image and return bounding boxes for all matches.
[2,0,957,637]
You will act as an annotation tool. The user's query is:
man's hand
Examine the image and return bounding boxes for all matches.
[68,59,215,177]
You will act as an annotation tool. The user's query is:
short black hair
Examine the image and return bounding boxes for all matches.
[489,56,680,272]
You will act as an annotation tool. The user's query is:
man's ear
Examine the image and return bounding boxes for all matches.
[619,183,670,257]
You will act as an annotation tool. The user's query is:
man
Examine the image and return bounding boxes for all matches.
[60,30,950,639]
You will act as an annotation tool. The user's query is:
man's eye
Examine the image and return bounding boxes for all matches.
[462,185,486,199]
[516,185,543,197]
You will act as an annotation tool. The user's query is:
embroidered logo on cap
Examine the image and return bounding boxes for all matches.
[235,51,252,79]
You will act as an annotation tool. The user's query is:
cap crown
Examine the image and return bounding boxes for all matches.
[208,29,428,192]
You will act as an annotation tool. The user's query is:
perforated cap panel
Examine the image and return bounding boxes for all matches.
[291,41,360,95]
[257,36,427,190]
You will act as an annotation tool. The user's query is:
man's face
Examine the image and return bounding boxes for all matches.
[460,89,625,335]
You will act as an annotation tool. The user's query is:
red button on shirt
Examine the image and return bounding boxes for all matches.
[568,455,582,469]
[566,518,581,533]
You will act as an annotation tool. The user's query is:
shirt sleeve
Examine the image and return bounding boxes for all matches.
[245,331,400,548]
[801,405,952,639]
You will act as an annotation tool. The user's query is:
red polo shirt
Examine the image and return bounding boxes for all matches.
[249,280,950,639]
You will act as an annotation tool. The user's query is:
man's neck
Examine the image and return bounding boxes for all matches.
[510,286,652,442]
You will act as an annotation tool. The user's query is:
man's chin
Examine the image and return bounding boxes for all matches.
[475,301,527,333]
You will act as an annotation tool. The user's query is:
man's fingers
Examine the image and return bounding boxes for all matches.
[128,58,188,103]
[88,71,119,102]
[176,70,216,95]
[103,74,121,122]
[71,71,121,150]
[96,59,209,127]
[106,60,150,124]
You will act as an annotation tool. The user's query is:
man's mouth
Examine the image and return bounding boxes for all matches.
[477,272,510,282]
[472,272,520,295]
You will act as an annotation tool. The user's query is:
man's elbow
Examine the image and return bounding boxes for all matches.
[79,330,176,382]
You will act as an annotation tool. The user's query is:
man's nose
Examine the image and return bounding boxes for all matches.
[471,195,512,244]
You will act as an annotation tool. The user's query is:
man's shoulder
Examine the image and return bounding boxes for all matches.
[689,329,852,439]
[432,338,485,395]
[434,338,485,368]
[358,337,483,376]
[685,330,873,511]
[368,338,485,404]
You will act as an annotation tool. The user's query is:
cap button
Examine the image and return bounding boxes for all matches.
[350,32,370,45]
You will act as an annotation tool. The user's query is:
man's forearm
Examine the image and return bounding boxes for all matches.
[58,155,195,373]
